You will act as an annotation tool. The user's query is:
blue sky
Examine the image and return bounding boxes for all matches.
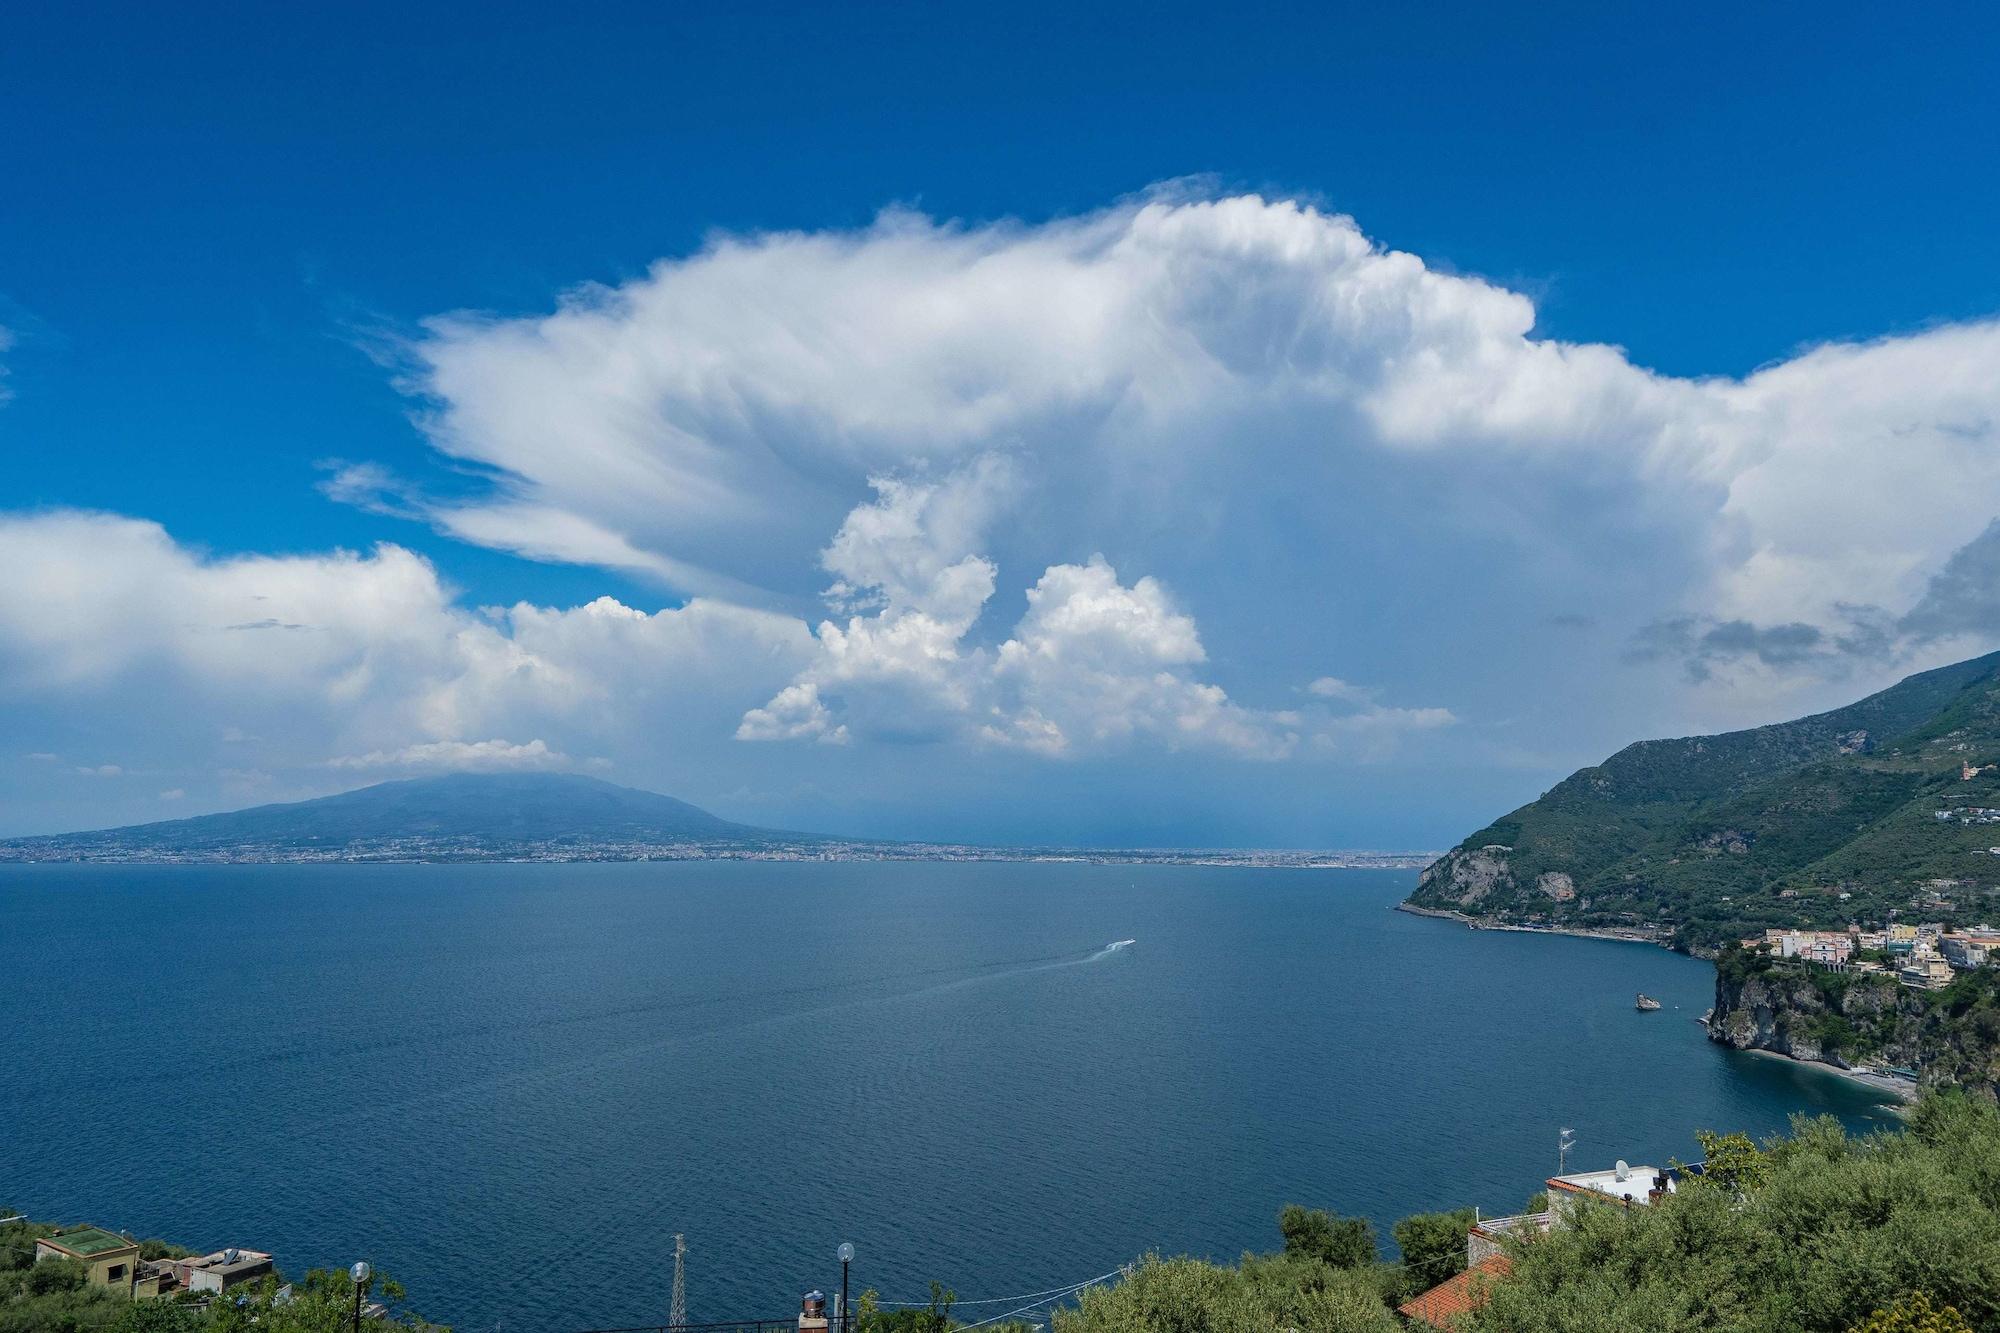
[4,2,1999,843]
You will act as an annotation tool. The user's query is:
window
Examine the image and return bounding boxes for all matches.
[107,1265,127,1283]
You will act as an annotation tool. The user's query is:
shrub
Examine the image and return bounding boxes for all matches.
[1278,1205,1377,1271]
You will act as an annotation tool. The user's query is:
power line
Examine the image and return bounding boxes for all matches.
[876,1269,1127,1309]
[875,1267,1129,1331]
[949,1276,1121,1332]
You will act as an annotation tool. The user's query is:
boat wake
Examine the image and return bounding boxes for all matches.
[294,936,1146,1130]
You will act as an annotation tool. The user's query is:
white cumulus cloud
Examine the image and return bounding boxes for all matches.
[366,189,2000,732]
[0,510,815,829]
[8,185,2000,839]
[740,465,1448,760]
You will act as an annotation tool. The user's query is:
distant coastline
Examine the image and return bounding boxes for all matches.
[1394,901,1670,948]
[0,841,1442,869]
[1399,903,1948,1105]
[0,772,1441,869]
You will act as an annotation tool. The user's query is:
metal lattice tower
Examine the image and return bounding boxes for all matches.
[670,1235,687,1330]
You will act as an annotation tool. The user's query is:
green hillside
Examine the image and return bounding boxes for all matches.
[1408,650,2000,950]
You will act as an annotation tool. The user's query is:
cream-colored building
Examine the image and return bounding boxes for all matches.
[1899,957,1954,990]
[34,1228,141,1293]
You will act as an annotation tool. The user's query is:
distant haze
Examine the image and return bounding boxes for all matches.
[2,773,762,854]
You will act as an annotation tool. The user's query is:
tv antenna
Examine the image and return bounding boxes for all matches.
[1558,1127,1576,1176]
[670,1234,687,1330]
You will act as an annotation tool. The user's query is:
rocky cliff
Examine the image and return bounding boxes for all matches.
[1706,953,2000,1100]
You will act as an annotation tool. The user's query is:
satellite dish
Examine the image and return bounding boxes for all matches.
[1614,1160,1630,1181]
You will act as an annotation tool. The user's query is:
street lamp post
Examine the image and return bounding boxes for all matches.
[837,1243,854,1333]
[350,1261,371,1333]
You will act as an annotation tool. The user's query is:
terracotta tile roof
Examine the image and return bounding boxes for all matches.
[1397,1254,1512,1329]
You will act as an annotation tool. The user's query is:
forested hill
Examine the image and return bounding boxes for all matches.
[1407,650,2000,950]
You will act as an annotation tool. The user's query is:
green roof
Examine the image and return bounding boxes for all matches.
[45,1227,135,1258]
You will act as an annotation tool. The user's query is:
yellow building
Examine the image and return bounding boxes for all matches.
[1898,957,1954,990]
[34,1227,141,1293]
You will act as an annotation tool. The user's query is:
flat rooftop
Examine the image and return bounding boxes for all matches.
[187,1249,272,1274]
[42,1227,137,1257]
[1550,1165,1671,1205]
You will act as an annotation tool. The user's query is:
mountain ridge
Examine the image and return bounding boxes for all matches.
[1406,649,2000,950]
[0,772,788,859]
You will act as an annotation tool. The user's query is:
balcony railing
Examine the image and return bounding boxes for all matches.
[1470,1211,1554,1237]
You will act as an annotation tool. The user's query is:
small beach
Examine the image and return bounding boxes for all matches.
[1734,1046,1919,1106]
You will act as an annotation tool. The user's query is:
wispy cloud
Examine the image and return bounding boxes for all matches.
[328,738,587,772]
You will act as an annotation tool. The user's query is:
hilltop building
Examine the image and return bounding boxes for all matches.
[1941,931,2000,968]
[1402,1158,1688,1328]
[33,1228,270,1300]
[1547,1161,1677,1212]
[168,1249,274,1293]
[34,1228,140,1292]
[1899,957,1955,990]
[1398,1255,1512,1329]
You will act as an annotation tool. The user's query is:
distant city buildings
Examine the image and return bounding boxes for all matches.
[1942,931,2000,968]
[1743,918,1997,987]
[1759,928,1853,967]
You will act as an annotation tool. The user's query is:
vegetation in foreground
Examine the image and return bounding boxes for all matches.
[13,1096,1999,1333]
[1054,1093,2000,1333]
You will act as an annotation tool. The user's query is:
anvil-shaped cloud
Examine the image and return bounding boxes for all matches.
[6,189,2000,837]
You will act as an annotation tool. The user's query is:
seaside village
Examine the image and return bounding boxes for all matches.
[28,1154,1709,1332]
[1746,920,2000,989]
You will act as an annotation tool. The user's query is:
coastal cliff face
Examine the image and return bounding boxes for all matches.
[1707,964,1914,1066]
[1411,648,2000,1097]
[1706,955,2000,1100]
[1414,844,1515,908]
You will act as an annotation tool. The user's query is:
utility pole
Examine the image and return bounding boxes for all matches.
[670,1235,687,1330]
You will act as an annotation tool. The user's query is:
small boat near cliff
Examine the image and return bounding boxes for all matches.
[1635,993,1662,1011]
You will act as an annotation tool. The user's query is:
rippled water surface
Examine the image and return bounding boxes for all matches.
[0,863,1900,1330]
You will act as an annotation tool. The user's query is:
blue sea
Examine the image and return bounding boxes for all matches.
[0,863,1900,1331]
